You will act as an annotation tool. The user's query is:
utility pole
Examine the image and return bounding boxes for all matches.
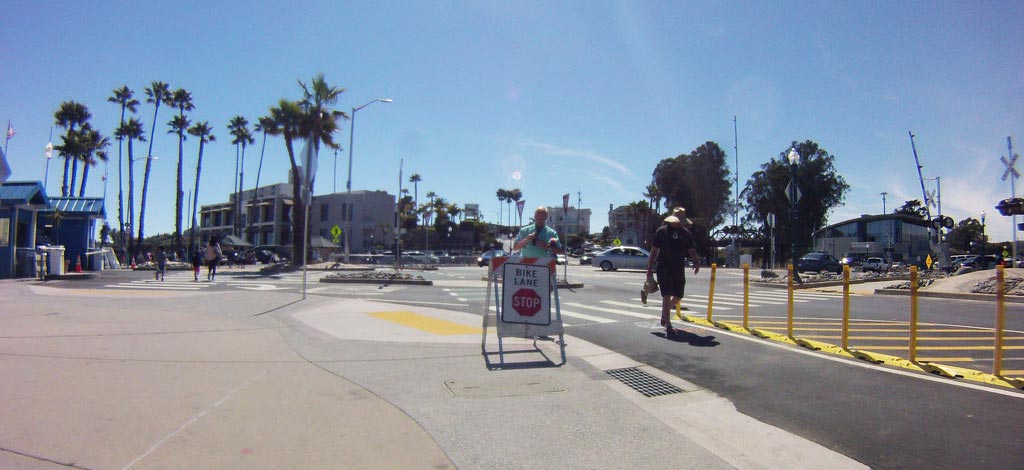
[880,191,887,214]
[732,116,739,267]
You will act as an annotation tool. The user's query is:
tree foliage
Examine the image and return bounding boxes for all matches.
[652,141,732,257]
[945,217,984,252]
[894,199,927,219]
[741,140,849,260]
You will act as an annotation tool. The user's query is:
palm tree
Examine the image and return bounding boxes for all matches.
[78,128,110,197]
[644,183,661,215]
[115,118,145,259]
[250,115,278,244]
[409,173,422,224]
[503,186,520,227]
[187,121,215,250]
[227,116,254,236]
[53,101,91,196]
[496,189,507,228]
[138,81,171,251]
[509,188,523,226]
[169,88,194,251]
[107,86,139,250]
[294,73,348,263]
[268,99,305,264]
[168,114,191,249]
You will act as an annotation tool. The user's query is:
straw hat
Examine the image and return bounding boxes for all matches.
[664,207,692,225]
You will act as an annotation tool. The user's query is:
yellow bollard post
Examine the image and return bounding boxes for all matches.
[995,265,1006,376]
[909,265,918,362]
[707,263,717,322]
[787,264,795,338]
[842,264,850,350]
[743,263,750,329]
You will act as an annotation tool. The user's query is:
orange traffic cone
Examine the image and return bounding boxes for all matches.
[75,255,83,273]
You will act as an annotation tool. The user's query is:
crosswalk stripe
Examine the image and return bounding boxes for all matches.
[107,285,201,291]
[686,294,762,307]
[559,309,618,324]
[708,293,782,305]
[563,302,657,319]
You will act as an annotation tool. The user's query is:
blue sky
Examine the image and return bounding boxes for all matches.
[2,1,1022,243]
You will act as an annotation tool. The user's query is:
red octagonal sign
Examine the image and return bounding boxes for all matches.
[511,288,542,317]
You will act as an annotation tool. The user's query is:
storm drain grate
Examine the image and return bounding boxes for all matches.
[605,367,684,397]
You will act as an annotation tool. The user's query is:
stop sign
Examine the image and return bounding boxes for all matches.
[511,288,542,317]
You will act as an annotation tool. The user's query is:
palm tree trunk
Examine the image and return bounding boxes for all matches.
[137,154,154,254]
[127,139,136,259]
[139,101,162,257]
[250,131,268,245]
[174,133,184,251]
[237,143,246,237]
[190,140,205,251]
[78,164,90,197]
[69,158,80,197]
[61,156,71,197]
[282,135,303,265]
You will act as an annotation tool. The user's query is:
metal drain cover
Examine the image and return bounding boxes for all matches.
[605,367,684,397]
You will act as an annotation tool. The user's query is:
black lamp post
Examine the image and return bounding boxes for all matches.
[787,149,802,283]
[981,211,987,254]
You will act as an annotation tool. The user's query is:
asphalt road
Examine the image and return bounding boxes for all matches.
[49,264,1024,469]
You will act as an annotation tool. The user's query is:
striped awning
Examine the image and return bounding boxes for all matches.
[46,197,105,217]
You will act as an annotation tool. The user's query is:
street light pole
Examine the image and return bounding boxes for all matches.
[787,149,802,283]
[981,211,987,255]
[344,98,392,264]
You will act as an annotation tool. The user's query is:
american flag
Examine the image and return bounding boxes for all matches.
[5,123,13,139]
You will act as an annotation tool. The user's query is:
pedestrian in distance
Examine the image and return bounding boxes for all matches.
[205,236,223,281]
[646,207,700,337]
[512,206,562,258]
[154,246,168,281]
[190,247,203,282]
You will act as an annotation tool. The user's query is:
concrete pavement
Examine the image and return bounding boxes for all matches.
[0,277,867,469]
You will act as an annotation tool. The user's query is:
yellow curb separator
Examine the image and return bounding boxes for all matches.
[369,311,481,336]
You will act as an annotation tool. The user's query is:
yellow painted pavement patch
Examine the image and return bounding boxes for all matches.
[369,311,481,336]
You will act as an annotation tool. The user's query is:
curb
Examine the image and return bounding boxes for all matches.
[319,278,432,284]
[753,276,911,290]
[873,288,1024,303]
[676,313,1024,391]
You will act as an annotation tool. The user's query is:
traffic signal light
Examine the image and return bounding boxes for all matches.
[995,198,1024,216]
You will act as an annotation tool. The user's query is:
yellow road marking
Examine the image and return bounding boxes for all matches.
[368,311,481,335]
[803,335,1024,342]
[848,345,1024,351]
[753,327,999,333]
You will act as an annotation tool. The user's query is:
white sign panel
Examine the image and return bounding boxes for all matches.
[501,262,551,325]
[464,203,480,219]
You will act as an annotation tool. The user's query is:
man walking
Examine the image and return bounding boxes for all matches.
[646,207,700,336]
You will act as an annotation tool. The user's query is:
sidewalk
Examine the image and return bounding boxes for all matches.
[0,280,866,469]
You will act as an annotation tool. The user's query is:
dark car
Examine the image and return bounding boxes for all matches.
[960,254,1002,270]
[477,249,508,267]
[796,253,842,273]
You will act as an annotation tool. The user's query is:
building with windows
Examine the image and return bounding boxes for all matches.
[607,204,649,246]
[812,213,932,264]
[198,183,396,253]
[310,190,395,251]
[546,206,591,238]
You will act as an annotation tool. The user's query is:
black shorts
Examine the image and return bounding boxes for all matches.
[656,265,686,298]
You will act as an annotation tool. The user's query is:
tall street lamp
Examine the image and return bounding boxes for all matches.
[981,210,987,255]
[343,97,392,263]
[787,148,802,283]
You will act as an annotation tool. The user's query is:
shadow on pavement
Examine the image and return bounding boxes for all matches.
[651,328,720,347]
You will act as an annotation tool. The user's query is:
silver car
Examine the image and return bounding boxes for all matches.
[592,246,651,271]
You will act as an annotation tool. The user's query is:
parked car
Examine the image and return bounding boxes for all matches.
[960,254,1002,270]
[477,249,508,267]
[890,261,908,271]
[592,246,651,271]
[861,257,888,273]
[796,253,842,273]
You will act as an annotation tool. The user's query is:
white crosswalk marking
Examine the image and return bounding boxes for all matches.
[688,294,760,307]
[563,302,658,319]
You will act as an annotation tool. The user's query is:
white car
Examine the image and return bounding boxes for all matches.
[592,246,651,271]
